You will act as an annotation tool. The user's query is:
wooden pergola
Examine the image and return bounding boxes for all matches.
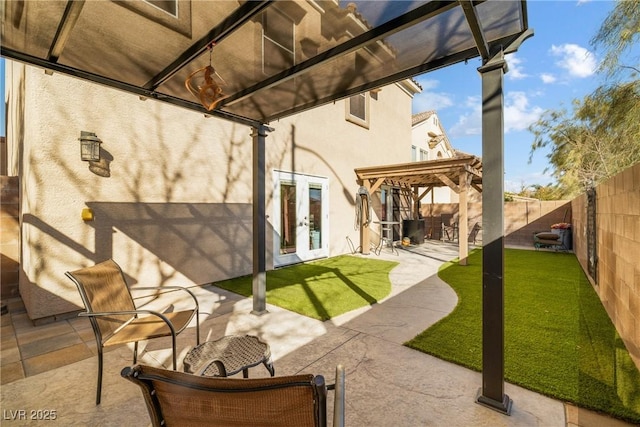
[355,154,482,265]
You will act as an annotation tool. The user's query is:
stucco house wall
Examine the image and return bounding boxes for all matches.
[6,60,416,321]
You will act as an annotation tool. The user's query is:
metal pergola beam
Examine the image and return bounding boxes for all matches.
[263,46,476,122]
[47,0,86,62]
[262,27,528,122]
[0,47,262,129]
[223,0,460,107]
[459,0,491,62]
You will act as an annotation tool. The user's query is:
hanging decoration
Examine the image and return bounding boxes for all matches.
[185,43,228,111]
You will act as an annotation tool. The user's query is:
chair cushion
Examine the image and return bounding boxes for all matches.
[535,232,559,240]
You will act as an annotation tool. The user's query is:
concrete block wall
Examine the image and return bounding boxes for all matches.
[1,176,20,301]
[420,200,571,247]
[421,203,483,242]
[572,163,640,370]
[504,201,572,247]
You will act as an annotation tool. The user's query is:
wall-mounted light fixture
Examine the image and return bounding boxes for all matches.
[79,131,102,161]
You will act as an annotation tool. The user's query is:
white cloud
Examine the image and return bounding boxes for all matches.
[540,73,556,84]
[550,43,597,78]
[449,96,481,137]
[504,92,545,133]
[412,77,455,113]
[505,171,556,193]
[506,53,528,80]
[449,92,543,137]
[464,95,480,109]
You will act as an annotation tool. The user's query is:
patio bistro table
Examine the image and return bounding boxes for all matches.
[373,221,400,255]
[183,335,275,378]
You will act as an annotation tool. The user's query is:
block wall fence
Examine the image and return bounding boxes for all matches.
[572,163,640,371]
[421,199,572,247]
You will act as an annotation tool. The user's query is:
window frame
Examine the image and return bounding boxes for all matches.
[117,0,191,37]
[345,92,370,129]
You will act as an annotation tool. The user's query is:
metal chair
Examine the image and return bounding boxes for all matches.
[121,363,346,427]
[65,259,200,405]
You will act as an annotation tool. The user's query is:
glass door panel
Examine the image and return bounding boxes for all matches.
[309,184,322,250]
[280,182,296,254]
[274,171,329,267]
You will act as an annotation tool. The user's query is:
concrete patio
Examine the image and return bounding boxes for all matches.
[0,241,633,426]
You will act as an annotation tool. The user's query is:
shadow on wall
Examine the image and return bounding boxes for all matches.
[19,202,268,321]
[504,201,572,247]
[87,202,257,285]
[421,201,572,248]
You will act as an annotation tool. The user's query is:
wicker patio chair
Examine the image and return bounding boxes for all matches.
[121,363,346,427]
[65,259,200,405]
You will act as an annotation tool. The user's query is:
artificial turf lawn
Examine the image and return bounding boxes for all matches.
[405,248,640,424]
[214,255,397,321]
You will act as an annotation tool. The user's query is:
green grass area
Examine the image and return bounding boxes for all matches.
[405,248,640,423]
[214,255,397,321]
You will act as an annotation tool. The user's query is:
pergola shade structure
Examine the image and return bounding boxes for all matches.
[2,0,528,126]
[2,0,532,416]
[355,154,482,194]
[355,154,482,262]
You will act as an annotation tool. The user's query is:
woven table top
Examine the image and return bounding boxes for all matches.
[183,335,271,377]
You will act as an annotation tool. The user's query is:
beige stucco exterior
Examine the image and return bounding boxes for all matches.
[5,60,417,321]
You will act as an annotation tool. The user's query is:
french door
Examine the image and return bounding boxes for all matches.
[273,171,329,267]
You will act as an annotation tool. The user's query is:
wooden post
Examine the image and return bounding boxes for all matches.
[459,171,469,265]
[360,181,372,255]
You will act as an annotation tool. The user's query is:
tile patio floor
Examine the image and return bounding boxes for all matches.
[0,241,634,426]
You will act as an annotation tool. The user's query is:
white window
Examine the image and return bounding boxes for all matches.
[346,92,369,128]
[121,0,189,35]
[420,149,429,161]
[411,146,417,162]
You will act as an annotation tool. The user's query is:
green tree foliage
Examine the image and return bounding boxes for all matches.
[529,80,640,196]
[591,0,640,78]
[517,183,565,201]
[529,1,640,197]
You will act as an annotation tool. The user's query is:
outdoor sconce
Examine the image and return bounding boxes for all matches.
[79,131,102,161]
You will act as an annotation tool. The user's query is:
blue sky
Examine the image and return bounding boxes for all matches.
[412,0,630,192]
